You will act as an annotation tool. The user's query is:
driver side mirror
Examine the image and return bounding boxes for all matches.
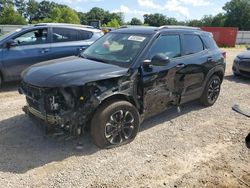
[143,54,170,67]
[6,39,18,49]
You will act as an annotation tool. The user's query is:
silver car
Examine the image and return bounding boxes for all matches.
[0,23,103,87]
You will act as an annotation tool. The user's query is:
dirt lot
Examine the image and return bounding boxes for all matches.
[0,48,249,188]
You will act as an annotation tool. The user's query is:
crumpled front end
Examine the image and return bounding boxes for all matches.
[19,81,100,135]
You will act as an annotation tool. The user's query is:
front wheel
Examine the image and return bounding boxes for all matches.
[200,75,221,106]
[91,100,140,149]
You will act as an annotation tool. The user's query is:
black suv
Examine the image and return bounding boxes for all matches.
[19,26,226,148]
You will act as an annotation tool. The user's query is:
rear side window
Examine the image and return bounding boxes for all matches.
[78,30,93,40]
[183,35,204,55]
[201,34,218,49]
[149,35,181,59]
[52,28,78,43]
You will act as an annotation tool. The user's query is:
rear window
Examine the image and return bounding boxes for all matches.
[78,30,93,40]
[52,28,78,42]
[183,34,204,55]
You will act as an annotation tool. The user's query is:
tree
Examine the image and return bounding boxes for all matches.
[37,6,80,24]
[130,17,142,25]
[103,18,120,28]
[86,7,106,22]
[78,12,88,25]
[211,13,225,27]
[14,0,26,17]
[223,0,250,30]
[143,13,168,27]
[26,0,39,23]
[0,4,26,24]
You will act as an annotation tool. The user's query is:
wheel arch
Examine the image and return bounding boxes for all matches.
[98,93,139,112]
[202,65,225,90]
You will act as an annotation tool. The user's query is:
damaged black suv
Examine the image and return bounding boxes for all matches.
[19,26,226,148]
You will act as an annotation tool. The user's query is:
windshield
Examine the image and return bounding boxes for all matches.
[82,32,150,67]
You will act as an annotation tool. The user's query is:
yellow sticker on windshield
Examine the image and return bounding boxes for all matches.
[128,36,146,42]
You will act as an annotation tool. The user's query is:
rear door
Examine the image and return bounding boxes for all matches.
[2,27,51,80]
[50,27,93,59]
[142,33,186,117]
[176,34,211,103]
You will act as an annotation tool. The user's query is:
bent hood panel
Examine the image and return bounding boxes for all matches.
[22,56,128,87]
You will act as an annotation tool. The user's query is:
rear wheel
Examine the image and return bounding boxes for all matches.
[200,75,221,106]
[91,100,140,149]
[0,74,3,88]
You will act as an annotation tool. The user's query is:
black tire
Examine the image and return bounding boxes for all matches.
[200,75,221,106]
[91,100,140,149]
[0,74,2,88]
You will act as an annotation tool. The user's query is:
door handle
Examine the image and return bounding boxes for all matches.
[40,48,50,54]
[176,64,185,68]
[207,57,213,62]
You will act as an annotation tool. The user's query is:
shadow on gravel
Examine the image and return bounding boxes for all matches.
[0,81,20,92]
[0,114,99,174]
[224,75,250,84]
[0,101,204,174]
[141,101,204,132]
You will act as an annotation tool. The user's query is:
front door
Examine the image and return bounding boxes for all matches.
[142,34,186,117]
[2,28,51,80]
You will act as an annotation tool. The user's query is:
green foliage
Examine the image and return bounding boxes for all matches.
[0,4,26,25]
[144,13,167,27]
[102,18,120,28]
[0,0,249,31]
[223,0,250,30]
[130,17,142,25]
[143,13,179,27]
[86,7,123,26]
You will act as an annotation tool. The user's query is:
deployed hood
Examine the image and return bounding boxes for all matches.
[22,56,129,87]
[237,51,250,59]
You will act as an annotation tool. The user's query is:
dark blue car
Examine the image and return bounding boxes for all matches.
[0,23,103,87]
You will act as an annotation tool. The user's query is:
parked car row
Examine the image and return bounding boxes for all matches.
[0,23,103,87]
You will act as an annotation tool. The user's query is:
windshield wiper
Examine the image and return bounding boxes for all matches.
[83,55,109,64]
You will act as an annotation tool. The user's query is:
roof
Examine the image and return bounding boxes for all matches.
[26,23,102,32]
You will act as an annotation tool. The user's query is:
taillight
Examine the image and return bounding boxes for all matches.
[222,51,226,59]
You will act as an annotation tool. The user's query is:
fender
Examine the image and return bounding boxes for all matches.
[202,64,225,90]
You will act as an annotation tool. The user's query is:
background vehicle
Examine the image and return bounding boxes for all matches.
[19,26,226,149]
[0,23,103,87]
[233,50,250,77]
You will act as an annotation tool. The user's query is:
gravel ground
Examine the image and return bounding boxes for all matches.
[0,48,249,188]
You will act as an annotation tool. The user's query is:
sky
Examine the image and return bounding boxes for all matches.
[52,0,229,22]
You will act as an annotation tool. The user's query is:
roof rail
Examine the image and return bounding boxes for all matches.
[158,25,201,30]
[34,23,94,29]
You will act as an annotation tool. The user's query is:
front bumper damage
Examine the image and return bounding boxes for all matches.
[19,81,99,136]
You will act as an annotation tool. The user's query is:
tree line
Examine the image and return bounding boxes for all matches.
[0,0,250,30]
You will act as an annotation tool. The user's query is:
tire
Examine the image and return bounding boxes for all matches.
[91,100,140,149]
[200,75,221,106]
[0,74,2,88]
[233,71,240,77]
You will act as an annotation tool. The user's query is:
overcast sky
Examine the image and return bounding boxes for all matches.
[49,0,229,21]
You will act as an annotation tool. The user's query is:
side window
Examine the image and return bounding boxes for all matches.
[149,35,181,59]
[13,29,48,45]
[183,35,204,55]
[78,30,93,40]
[52,28,78,43]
